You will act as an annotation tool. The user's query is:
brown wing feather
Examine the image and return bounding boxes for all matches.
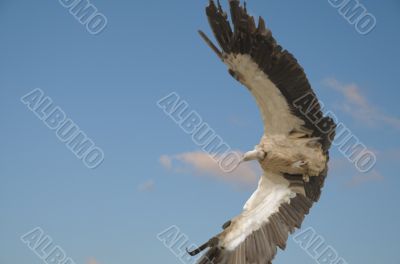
[195,1,337,263]
[202,0,336,202]
[197,194,313,264]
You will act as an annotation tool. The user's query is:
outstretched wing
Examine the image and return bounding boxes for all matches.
[201,0,336,208]
[200,0,335,151]
[192,1,338,263]
[196,172,313,264]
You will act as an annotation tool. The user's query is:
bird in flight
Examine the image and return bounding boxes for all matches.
[187,0,337,263]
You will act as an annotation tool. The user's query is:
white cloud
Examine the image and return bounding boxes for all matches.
[159,155,172,169]
[323,78,400,130]
[159,152,260,189]
[346,170,384,188]
[377,149,400,161]
[329,157,385,187]
[137,180,155,192]
[161,152,386,189]
[87,258,99,264]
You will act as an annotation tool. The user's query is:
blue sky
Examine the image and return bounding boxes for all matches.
[0,0,399,264]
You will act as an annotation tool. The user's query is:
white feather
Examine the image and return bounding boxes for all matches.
[224,54,305,136]
[221,171,295,250]
[216,53,327,253]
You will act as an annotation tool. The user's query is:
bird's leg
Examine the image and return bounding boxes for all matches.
[229,146,265,172]
[242,145,266,162]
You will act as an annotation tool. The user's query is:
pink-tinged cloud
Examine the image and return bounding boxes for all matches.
[346,170,384,188]
[87,258,99,264]
[324,78,400,130]
[137,180,155,192]
[329,156,385,187]
[159,152,260,189]
[159,155,172,169]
